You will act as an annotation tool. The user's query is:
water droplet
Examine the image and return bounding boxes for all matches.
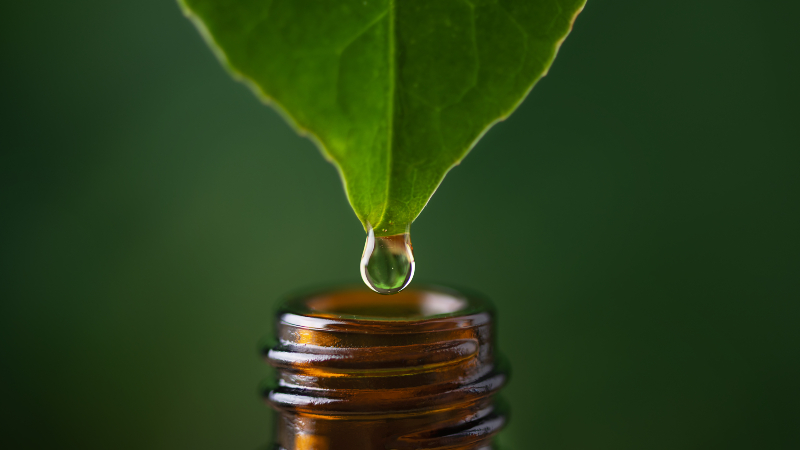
[360,226,415,295]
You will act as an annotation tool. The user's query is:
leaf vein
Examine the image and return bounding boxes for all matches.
[374,0,396,230]
[336,9,390,55]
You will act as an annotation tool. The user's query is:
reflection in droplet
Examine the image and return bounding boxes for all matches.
[360,226,415,295]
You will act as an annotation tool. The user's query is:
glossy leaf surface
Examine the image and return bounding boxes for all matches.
[179,0,585,236]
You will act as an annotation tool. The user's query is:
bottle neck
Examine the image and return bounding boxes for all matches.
[264,286,508,450]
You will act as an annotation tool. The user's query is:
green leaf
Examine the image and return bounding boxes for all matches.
[179,0,585,236]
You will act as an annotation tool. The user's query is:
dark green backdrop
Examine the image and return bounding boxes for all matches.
[2,1,798,449]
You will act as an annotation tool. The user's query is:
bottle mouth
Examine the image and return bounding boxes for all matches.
[306,288,464,318]
[278,284,492,325]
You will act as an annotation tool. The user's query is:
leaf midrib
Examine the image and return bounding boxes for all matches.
[376,0,396,233]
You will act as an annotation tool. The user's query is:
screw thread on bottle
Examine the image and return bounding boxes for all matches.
[262,285,509,450]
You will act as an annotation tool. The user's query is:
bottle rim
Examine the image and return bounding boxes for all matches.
[275,284,495,333]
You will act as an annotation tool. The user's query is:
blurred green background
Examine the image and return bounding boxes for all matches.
[2,1,798,449]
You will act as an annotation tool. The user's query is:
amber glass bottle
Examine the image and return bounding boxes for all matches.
[262,285,508,450]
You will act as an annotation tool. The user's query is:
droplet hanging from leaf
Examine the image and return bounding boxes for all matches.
[360,226,415,295]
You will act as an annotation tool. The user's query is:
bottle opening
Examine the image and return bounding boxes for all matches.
[305,288,467,319]
[280,285,490,324]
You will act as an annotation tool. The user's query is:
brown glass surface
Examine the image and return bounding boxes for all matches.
[263,286,508,450]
